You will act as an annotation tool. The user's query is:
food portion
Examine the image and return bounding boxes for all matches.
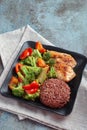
[54,62,76,82]
[8,41,77,108]
[49,50,77,68]
[40,78,71,108]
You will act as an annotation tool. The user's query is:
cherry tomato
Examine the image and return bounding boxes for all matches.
[20,48,32,59]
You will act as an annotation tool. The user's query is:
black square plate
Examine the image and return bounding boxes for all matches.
[0,41,87,116]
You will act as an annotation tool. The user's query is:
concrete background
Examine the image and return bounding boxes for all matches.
[0,0,87,130]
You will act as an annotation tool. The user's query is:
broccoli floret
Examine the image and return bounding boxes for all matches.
[21,56,37,67]
[23,89,40,101]
[47,66,57,78]
[26,66,42,76]
[20,66,35,84]
[25,72,35,85]
[17,66,35,84]
[17,67,33,85]
[12,83,24,97]
[19,65,42,85]
[43,51,51,61]
[32,49,42,58]
[20,66,30,76]
[46,58,55,66]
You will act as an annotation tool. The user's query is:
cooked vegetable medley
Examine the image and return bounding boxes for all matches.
[9,42,56,101]
[8,41,77,102]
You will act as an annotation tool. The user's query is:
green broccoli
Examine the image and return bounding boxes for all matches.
[20,66,35,84]
[20,66,30,76]
[47,66,57,78]
[26,66,42,76]
[19,65,42,85]
[32,49,42,58]
[24,72,35,85]
[17,66,35,85]
[43,51,51,61]
[23,89,40,101]
[21,56,37,67]
[12,83,24,97]
[46,58,55,66]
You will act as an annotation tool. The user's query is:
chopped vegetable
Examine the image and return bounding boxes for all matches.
[20,48,32,59]
[35,41,46,53]
[17,71,24,82]
[46,58,55,66]
[43,51,51,61]
[23,81,40,100]
[37,66,49,84]
[21,65,42,76]
[8,76,18,90]
[15,63,23,73]
[17,65,42,85]
[47,66,57,78]
[37,58,46,67]
[23,89,40,101]
[12,83,24,97]
[20,66,35,84]
[23,81,39,94]
[32,49,42,58]
[21,56,37,67]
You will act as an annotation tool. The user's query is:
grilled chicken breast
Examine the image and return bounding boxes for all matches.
[49,51,77,68]
[54,62,76,82]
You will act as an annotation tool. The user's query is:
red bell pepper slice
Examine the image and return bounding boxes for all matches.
[15,63,23,73]
[25,88,38,94]
[35,41,46,53]
[23,81,39,94]
[20,47,32,59]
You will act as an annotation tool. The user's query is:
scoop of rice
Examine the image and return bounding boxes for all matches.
[40,78,71,108]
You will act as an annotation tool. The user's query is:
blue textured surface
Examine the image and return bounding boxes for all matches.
[0,0,87,130]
